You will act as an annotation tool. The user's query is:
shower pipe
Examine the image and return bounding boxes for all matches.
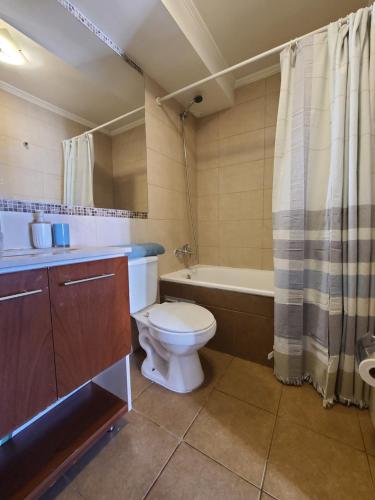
[155,6,372,106]
[180,112,199,263]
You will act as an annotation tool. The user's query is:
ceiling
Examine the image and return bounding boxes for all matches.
[194,0,369,78]
[0,0,370,123]
[0,0,145,131]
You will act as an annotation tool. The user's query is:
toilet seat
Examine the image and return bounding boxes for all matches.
[149,302,215,334]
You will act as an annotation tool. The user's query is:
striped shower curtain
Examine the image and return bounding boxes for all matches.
[273,6,375,407]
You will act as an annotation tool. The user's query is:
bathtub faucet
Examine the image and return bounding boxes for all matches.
[174,244,193,259]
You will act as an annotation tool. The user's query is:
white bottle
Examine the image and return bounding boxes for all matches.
[31,211,52,249]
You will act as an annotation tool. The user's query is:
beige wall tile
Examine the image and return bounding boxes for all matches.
[219,97,265,138]
[265,126,276,159]
[196,140,220,170]
[264,158,273,189]
[147,218,189,251]
[148,184,186,220]
[197,195,218,221]
[144,77,197,274]
[199,246,220,265]
[146,113,183,164]
[262,219,273,249]
[219,191,263,221]
[235,80,266,105]
[219,247,262,268]
[263,188,272,219]
[195,76,278,270]
[44,173,63,203]
[219,160,264,193]
[219,220,263,248]
[220,129,264,166]
[261,249,274,270]
[147,149,185,193]
[197,168,219,196]
[265,92,279,127]
[266,73,281,94]
[198,219,219,247]
[196,114,220,145]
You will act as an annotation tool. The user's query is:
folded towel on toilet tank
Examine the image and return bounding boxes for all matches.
[127,242,165,259]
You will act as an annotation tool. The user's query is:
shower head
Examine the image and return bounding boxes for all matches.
[180,94,204,119]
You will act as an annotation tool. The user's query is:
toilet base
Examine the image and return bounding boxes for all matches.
[133,304,215,393]
[141,349,205,393]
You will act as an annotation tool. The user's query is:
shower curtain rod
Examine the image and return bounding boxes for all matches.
[155,5,372,106]
[71,105,145,139]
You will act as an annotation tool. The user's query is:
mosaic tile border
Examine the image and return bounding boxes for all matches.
[0,199,148,219]
[56,0,143,74]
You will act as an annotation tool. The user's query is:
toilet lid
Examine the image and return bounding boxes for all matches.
[149,302,215,333]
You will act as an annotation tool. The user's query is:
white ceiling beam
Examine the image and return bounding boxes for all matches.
[161,0,234,108]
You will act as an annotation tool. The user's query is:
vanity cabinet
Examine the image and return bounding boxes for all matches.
[0,256,131,499]
[49,257,131,397]
[0,269,57,437]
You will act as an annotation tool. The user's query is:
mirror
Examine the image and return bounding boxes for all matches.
[0,12,147,212]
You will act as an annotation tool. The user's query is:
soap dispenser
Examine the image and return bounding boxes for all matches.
[31,211,52,249]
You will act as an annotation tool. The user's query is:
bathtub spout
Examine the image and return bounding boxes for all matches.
[174,244,193,258]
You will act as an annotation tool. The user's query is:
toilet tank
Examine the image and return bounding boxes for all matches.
[127,256,158,313]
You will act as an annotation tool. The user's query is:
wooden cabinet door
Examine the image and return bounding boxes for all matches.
[49,257,131,397]
[0,269,57,437]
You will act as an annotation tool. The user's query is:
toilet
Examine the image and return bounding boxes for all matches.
[128,256,216,393]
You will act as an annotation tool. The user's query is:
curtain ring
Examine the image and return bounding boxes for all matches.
[289,39,298,67]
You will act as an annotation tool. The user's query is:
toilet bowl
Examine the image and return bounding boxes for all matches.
[133,301,216,392]
[127,256,217,393]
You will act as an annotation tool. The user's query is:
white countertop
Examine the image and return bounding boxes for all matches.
[0,246,133,274]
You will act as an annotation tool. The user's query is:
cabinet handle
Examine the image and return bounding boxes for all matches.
[63,273,115,286]
[0,289,43,301]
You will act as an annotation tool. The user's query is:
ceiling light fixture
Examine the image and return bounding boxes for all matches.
[0,29,25,65]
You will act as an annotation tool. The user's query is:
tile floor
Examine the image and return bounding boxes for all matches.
[43,348,375,500]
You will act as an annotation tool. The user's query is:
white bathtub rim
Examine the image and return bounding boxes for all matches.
[160,265,274,298]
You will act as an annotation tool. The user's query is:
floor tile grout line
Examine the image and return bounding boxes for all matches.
[260,490,279,500]
[142,441,182,500]
[131,381,153,403]
[259,382,283,493]
[181,390,212,441]
[214,387,278,416]
[357,411,375,492]
[181,356,236,440]
[183,441,262,492]
[276,411,370,453]
[131,408,182,440]
[221,353,372,452]
[132,353,235,442]
[268,386,368,453]
[364,452,375,493]
[358,410,370,455]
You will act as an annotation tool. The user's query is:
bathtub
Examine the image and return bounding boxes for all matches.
[159,265,274,366]
[160,265,274,297]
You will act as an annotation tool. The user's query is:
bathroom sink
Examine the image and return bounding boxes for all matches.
[0,248,80,258]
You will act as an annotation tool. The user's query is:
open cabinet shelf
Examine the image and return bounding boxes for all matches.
[0,382,128,499]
